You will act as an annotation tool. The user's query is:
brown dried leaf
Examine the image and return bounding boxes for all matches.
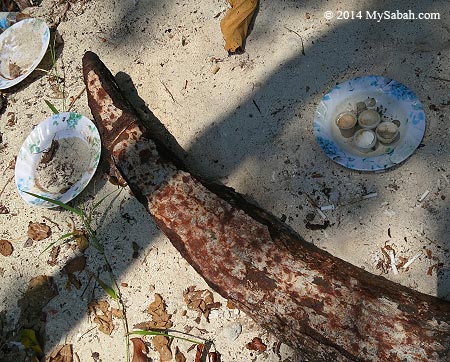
[136,293,173,330]
[183,286,217,322]
[47,246,60,266]
[8,63,23,78]
[7,157,16,169]
[6,112,16,127]
[0,204,9,214]
[246,337,267,352]
[426,249,433,259]
[66,273,82,290]
[46,344,73,362]
[28,222,51,241]
[64,255,86,274]
[0,239,13,256]
[220,0,258,53]
[427,263,440,276]
[153,335,172,362]
[131,338,148,362]
[111,308,124,319]
[175,346,186,362]
[73,229,89,252]
[89,300,114,335]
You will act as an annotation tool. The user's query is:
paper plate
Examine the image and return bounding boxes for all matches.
[0,18,50,89]
[15,112,101,208]
[313,76,426,171]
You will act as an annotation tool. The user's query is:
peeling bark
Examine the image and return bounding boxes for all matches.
[82,51,450,362]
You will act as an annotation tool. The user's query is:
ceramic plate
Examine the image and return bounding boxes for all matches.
[313,76,426,171]
[0,18,50,89]
[15,112,101,208]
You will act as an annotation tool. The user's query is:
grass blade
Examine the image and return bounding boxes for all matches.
[44,99,59,114]
[40,232,73,255]
[92,274,118,300]
[129,330,202,344]
[23,191,83,216]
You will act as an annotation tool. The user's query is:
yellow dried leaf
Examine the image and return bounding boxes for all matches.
[220,0,258,52]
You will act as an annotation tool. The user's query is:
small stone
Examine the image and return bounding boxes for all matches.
[222,322,242,341]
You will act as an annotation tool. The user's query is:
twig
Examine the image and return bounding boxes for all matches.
[160,79,177,103]
[67,86,86,112]
[284,26,305,55]
[305,193,327,220]
[42,216,62,231]
[252,99,261,114]
[429,75,450,83]
[0,175,14,199]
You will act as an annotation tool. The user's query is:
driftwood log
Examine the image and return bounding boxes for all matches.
[82,51,450,362]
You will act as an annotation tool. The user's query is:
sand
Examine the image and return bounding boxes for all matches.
[1,0,450,361]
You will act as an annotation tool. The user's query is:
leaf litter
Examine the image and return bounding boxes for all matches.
[134,293,173,330]
[89,300,114,335]
[130,338,148,362]
[28,221,51,241]
[0,239,13,256]
[183,286,220,323]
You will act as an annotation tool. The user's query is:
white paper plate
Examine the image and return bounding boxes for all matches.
[313,76,426,171]
[15,112,101,208]
[0,18,50,89]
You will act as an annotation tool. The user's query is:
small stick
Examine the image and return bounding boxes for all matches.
[0,175,14,199]
[252,99,261,114]
[284,26,305,55]
[160,79,177,103]
[429,75,450,83]
[67,86,86,112]
[42,216,62,231]
[305,194,327,220]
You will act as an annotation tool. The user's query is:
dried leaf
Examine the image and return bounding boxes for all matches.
[220,0,258,53]
[64,255,86,274]
[0,204,9,214]
[0,239,13,256]
[46,344,73,362]
[9,62,23,79]
[131,338,148,362]
[47,246,60,266]
[6,112,16,127]
[135,293,173,330]
[111,308,124,318]
[152,335,172,362]
[7,157,16,169]
[175,346,186,362]
[246,337,267,351]
[183,286,217,322]
[39,139,59,164]
[73,229,89,252]
[89,300,114,335]
[427,263,440,276]
[28,222,51,241]
[66,273,82,290]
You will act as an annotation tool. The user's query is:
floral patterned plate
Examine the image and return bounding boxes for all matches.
[313,76,426,171]
[0,18,50,89]
[15,112,101,208]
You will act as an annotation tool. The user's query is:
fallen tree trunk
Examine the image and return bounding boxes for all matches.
[82,51,450,362]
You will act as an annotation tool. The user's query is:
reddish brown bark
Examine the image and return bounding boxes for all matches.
[82,51,450,362]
